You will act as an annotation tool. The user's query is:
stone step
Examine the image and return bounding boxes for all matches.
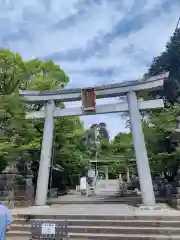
[13,218,180,227]
[7,230,29,237]
[10,212,180,239]
[69,233,180,240]
[14,213,180,221]
[50,199,141,204]
[69,233,180,239]
[7,231,180,240]
[7,237,29,240]
[10,224,180,235]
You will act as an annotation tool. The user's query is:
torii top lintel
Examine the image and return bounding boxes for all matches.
[19,72,169,102]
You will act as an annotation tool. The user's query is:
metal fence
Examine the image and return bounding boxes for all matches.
[30,220,69,240]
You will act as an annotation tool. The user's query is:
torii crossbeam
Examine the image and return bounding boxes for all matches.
[19,72,169,207]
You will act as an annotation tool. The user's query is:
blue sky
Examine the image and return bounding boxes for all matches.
[1,0,180,138]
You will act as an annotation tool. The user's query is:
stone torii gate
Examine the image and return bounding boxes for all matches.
[19,72,169,207]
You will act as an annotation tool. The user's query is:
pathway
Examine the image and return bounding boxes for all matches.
[11,202,180,217]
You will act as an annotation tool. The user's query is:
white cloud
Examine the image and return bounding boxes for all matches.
[0,0,180,138]
[61,5,179,76]
[5,0,130,56]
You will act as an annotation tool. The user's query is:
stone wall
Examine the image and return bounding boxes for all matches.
[0,173,34,208]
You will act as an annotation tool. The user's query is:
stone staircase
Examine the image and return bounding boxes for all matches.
[7,213,180,239]
[94,179,120,196]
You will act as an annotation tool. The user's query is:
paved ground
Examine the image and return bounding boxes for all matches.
[10,201,180,217]
[49,191,141,203]
[47,190,172,206]
[9,191,179,216]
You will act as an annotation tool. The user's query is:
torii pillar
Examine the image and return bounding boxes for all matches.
[35,100,55,206]
[127,91,155,206]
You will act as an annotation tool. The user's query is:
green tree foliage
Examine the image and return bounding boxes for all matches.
[83,123,109,158]
[25,58,69,91]
[142,105,180,173]
[110,132,134,175]
[141,27,180,175]
[54,116,88,179]
[146,28,180,104]
[107,106,180,175]
[0,48,87,180]
[0,49,26,94]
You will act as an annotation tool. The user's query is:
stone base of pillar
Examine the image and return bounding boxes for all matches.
[171,198,180,210]
[138,204,161,210]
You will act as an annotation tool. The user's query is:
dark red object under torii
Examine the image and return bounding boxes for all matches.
[81,88,96,111]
